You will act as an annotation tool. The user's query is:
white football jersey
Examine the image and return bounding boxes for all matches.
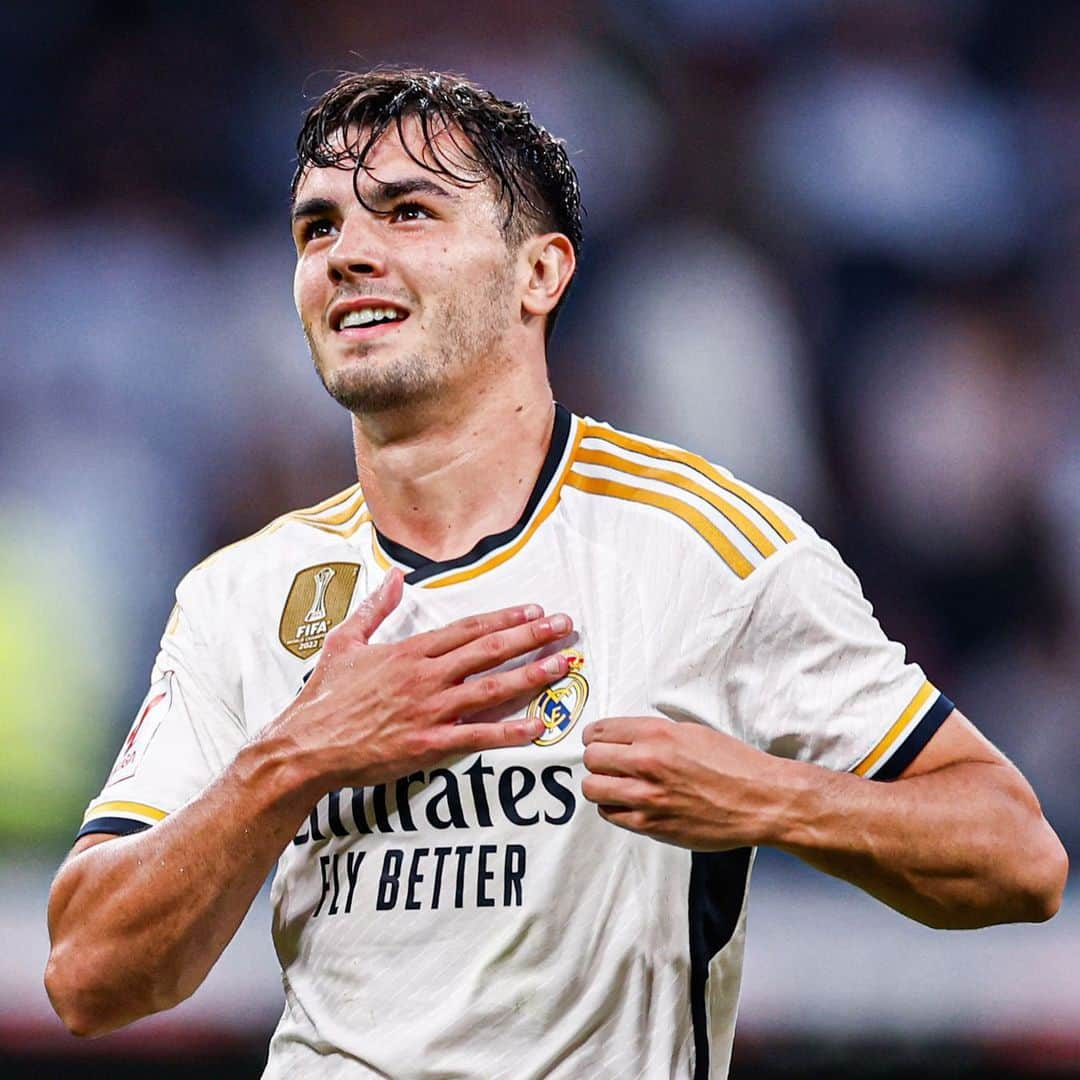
[82,406,952,1079]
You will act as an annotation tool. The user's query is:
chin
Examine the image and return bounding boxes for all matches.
[322,364,443,416]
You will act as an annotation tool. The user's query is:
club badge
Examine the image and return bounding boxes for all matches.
[279,563,362,658]
[530,649,589,747]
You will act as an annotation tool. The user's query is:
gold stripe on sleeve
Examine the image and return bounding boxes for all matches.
[576,446,776,560]
[292,483,363,521]
[295,507,371,537]
[194,516,291,571]
[82,800,168,825]
[299,497,367,529]
[852,681,936,777]
[566,471,755,578]
[193,486,365,573]
[581,424,796,544]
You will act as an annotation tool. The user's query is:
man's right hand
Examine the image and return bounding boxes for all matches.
[45,567,573,1038]
[272,567,573,791]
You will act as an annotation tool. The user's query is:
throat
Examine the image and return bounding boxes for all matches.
[382,492,532,565]
[360,400,567,573]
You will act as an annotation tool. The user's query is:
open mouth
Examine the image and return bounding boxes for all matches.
[332,302,410,333]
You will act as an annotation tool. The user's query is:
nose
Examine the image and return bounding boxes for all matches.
[326,213,387,282]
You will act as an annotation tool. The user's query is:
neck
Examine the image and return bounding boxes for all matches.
[351,370,557,563]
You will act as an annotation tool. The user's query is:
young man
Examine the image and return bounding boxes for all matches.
[46,70,1066,1079]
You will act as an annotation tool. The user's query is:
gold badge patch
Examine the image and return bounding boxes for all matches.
[279,563,362,658]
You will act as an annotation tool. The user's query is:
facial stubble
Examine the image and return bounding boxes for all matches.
[306,256,518,416]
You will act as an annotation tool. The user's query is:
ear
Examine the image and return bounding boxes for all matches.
[519,233,576,319]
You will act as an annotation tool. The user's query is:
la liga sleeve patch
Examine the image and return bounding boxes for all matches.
[108,671,174,784]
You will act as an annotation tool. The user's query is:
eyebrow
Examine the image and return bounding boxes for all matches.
[291,178,460,222]
[291,196,337,223]
[369,177,461,204]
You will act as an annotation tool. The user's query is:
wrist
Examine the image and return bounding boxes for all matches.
[232,727,328,819]
[753,755,834,850]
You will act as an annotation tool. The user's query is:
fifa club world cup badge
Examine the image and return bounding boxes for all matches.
[529,649,589,747]
[279,563,362,658]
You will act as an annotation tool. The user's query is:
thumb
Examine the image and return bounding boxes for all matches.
[343,567,404,644]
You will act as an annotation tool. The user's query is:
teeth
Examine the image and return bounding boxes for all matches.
[340,307,403,329]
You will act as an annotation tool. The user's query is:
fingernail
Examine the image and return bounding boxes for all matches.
[542,654,565,675]
[548,614,571,634]
[380,568,395,591]
[523,604,542,620]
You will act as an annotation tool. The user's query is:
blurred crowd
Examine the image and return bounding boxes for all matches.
[2,0,1077,855]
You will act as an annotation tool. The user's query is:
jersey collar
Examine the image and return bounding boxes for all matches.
[371,403,579,588]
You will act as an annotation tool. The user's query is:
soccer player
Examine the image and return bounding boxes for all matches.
[45,69,1067,1079]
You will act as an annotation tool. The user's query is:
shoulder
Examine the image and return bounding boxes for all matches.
[563,415,809,584]
[176,482,368,607]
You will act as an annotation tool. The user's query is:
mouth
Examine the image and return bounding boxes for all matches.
[329,300,410,338]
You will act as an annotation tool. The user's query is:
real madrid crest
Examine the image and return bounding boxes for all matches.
[529,649,589,746]
[279,563,362,658]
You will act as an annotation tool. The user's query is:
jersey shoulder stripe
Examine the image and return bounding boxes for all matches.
[192,484,369,573]
[578,422,797,546]
[565,470,756,578]
[575,444,777,560]
[291,482,363,522]
[287,482,369,537]
[570,421,797,577]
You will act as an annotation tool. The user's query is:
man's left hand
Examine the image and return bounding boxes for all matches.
[581,717,791,850]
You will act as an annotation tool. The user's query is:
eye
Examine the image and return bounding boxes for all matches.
[389,201,433,223]
[299,218,336,244]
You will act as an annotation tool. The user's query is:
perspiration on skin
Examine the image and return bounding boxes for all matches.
[43,68,1067,1073]
[292,122,525,417]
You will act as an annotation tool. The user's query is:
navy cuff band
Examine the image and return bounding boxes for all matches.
[76,816,153,840]
[872,692,955,781]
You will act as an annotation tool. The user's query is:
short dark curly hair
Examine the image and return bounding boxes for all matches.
[293,69,583,315]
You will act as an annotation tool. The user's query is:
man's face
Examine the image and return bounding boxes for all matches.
[291,120,520,416]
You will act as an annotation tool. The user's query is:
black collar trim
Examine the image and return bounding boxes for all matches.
[373,403,573,585]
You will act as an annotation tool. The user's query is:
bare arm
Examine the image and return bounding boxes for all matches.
[46,569,573,1036]
[45,743,318,1037]
[768,710,1067,927]
[581,710,1068,929]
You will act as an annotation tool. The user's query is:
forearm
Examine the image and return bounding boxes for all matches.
[767,757,1068,929]
[45,734,316,1036]
[46,591,571,1037]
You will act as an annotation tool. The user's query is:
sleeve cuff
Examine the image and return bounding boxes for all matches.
[77,799,167,840]
[77,817,153,840]
[853,683,955,781]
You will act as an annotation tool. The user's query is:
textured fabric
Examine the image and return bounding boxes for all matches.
[81,408,947,1079]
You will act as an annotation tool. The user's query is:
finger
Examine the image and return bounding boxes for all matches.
[338,568,404,644]
[438,652,570,717]
[414,604,548,658]
[582,716,655,746]
[433,713,546,756]
[438,613,573,682]
[582,741,638,778]
[581,773,655,807]
[595,806,653,837]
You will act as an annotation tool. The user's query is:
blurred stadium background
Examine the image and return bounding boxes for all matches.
[2,1,1077,1077]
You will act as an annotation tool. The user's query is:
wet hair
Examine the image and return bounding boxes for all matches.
[293,68,583,337]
